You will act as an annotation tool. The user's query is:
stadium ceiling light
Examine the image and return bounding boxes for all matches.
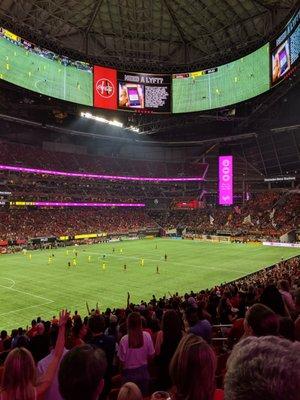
[127,125,140,133]
[81,112,140,133]
[81,111,123,128]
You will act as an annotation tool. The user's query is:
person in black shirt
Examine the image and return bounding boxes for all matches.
[87,315,116,398]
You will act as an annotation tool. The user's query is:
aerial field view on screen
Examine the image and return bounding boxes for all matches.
[0,33,93,106]
[172,44,270,113]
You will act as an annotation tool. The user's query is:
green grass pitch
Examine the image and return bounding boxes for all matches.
[0,239,299,330]
[0,36,93,106]
[172,44,270,113]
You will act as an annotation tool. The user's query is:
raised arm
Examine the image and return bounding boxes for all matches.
[127,291,130,308]
[36,309,70,399]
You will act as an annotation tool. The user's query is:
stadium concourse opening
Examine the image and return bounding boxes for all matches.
[0,1,299,400]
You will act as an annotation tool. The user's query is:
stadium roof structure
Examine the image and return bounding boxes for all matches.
[0,0,298,72]
[0,1,299,179]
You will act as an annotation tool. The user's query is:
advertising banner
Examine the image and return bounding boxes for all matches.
[93,66,117,110]
[117,71,171,113]
[219,155,233,206]
[271,10,300,85]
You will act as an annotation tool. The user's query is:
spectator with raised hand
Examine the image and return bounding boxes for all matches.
[0,309,69,400]
[169,333,223,400]
[37,324,69,400]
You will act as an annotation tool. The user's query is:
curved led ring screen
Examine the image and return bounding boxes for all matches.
[0,28,93,106]
[172,44,270,113]
[0,17,299,115]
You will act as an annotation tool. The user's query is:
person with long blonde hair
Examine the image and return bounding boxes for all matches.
[0,310,69,400]
[117,382,142,400]
[169,333,223,400]
[118,312,154,396]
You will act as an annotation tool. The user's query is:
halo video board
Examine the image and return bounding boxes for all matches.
[172,44,270,113]
[271,10,300,85]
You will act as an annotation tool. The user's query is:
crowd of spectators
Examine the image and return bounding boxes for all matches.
[0,256,299,399]
[0,190,298,241]
[151,191,299,238]
[0,209,157,240]
[0,171,198,204]
[0,141,207,178]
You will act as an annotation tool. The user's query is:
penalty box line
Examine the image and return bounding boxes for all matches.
[0,282,54,317]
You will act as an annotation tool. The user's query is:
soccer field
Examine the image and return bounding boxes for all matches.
[0,239,299,330]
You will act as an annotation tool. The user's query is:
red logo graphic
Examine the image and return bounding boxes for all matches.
[93,66,117,110]
[96,79,115,98]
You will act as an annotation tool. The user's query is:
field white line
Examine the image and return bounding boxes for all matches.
[87,251,246,274]
[0,301,54,317]
[63,67,66,99]
[1,278,16,289]
[0,284,53,303]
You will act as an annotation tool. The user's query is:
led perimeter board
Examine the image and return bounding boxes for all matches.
[271,10,300,85]
[172,44,270,113]
[0,28,93,106]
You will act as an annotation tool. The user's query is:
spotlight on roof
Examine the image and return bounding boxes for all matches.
[80,111,140,132]
[80,111,123,128]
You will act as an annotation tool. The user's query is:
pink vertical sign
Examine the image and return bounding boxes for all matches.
[219,155,233,205]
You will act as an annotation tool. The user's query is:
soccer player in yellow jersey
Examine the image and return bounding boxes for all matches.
[88,255,91,263]
[48,256,52,265]
[102,262,106,270]
[28,254,32,260]
[72,258,77,267]
[140,258,144,267]
[120,248,123,254]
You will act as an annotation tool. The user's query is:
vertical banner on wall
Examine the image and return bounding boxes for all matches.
[93,66,117,110]
[219,155,233,206]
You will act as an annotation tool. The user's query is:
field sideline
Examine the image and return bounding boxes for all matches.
[0,239,299,330]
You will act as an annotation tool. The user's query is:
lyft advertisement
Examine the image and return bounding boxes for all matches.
[219,156,233,206]
[117,71,171,113]
[271,10,300,85]
[93,66,117,110]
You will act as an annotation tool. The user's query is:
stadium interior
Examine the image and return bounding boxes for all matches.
[0,1,299,400]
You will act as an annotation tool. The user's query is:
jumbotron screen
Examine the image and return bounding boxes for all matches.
[271,10,300,85]
[0,28,93,106]
[93,67,171,113]
[172,44,270,113]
